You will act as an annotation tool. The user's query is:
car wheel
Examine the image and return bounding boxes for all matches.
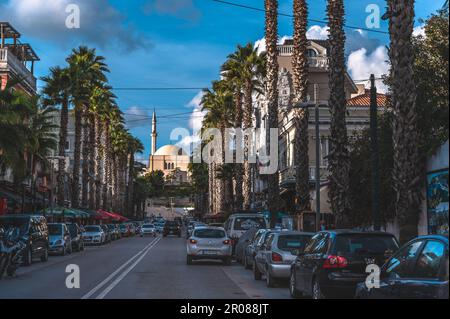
[61,246,66,256]
[266,270,276,288]
[40,248,49,262]
[289,271,302,299]
[312,278,325,300]
[223,257,232,266]
[23,248,32,266]
[186,255,193,265]
[244,255,251,270]
[0,256,9,279]
[68,244,73,254]
[253,261,262,280]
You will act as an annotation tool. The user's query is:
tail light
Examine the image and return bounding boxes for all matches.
[323,255,348,269]
[271,252,283,263]
[223,239,231,245]
[189,239,197,244]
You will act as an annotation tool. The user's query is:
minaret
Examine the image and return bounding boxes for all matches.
[151,109,157,155]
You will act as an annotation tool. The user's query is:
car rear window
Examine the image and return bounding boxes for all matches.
[85,226,101,232]
[48,224,63,235]
[233,217,266,231]
[333,234,399,256]
[194,229,226,238]
[277,235,312,251]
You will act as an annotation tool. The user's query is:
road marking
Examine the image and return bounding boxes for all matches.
[81,237,160,299]
[95,237,161,299]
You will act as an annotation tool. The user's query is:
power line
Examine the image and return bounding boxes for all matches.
[112,87,208,91]
[212,0,390,35]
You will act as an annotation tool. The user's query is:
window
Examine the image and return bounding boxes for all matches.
[65,141,70,151]
[414,241,446,279]
[307,49,317,57]
[385,241,423,279]
[304,233,328,254]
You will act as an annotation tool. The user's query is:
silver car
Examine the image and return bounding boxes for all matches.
[186,227,232,265]
[140,224,157,237]
[82,225,106,245]
[254,231,313,287]
[244,229,271,270]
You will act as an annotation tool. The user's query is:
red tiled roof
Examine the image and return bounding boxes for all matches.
[347,89,389,107]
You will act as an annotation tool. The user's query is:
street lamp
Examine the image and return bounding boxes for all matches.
[294,84,322,232]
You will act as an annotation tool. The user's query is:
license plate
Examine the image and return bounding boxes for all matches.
[203,250,218,255]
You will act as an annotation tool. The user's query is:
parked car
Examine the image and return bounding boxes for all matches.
[107,224,119,240]
[187,222,206,238]
[82,225,106,245]
[224,213,269,254]
[163,221,182,237]
[244,229,271,270]
[100,225,112,243]
[0,215,49,265]
[127,223,136,236]
[141,224,157,237]
[48,223,72,256]
[154,222,165,233]
[66,223,85,252]
[253,231,313,287]
[235,228,259,264]
[186,227,232,265]
[119,223,130,237]
[289,230,399,299]
[355,234,449,299]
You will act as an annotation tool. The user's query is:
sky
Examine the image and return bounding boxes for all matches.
[0,0,444,164]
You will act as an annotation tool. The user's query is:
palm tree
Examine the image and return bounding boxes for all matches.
[41,67,71,206]
[387,0,421,243]
[66,46,109,208]
[265,0,281,227]
[222,44,266,211]
[327,0,350,228]
[126,136,144,217]
[292,0,311,213]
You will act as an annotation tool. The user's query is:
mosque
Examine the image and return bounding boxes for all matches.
[147,111,191,184]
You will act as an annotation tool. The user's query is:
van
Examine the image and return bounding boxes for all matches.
[224,213,269,243]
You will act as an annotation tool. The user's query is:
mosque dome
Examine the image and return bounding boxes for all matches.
[154,145,187,156]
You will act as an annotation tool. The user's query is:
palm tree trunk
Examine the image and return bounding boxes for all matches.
[327,0,351,228]
[102,120,110,210]
[71,105,82,208]
[57,96,69,206]
[112,154,118,211]
[265,0,281,227]
[243,79,253,210]
[127,152,135,217]
[81,106,89,209]
[94,114,102,210]
[388,0,421,243]
[233,91,244,211]
[88,113,96,209]
[293,0,311,213]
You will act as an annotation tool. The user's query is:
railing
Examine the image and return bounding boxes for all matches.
[0,48,36,91]
[279,165,329,185]
[277,45,328,68]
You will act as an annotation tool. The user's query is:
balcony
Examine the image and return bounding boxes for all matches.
[0,47,37,92]
[279,165,329,186]
[277,45,328,68]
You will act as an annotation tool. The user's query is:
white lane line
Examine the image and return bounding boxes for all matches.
[95,237,161,299]
[81,237,159,299]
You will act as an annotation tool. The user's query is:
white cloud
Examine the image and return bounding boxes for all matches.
[347,46,390,93]
[306,25,329,40]
[176,91,205,154]
[124,106,151,129]
[413,25,426,37]
[0,0,150,51]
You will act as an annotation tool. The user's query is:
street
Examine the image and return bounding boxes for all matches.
[0,234,289,299]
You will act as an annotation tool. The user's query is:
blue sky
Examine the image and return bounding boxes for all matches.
[0,0,444,163]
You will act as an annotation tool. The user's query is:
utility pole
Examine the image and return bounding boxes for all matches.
[314,84,321,232]
[370,74,381,231]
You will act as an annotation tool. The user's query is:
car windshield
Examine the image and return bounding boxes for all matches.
[142,224,154,228]
[334,234,399,255]
[277,235,312,251]
[233,217,266,231]
[48,224,63,235]
[194,229,225,238]
[84,226,101,232]
[0,217,30,235]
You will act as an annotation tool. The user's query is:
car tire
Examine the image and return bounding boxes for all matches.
[23,248,32,266]
[186,255,193,265]
[289,271,302,299]
[244,255,251,270]
[253,261,262,280]
[266,270,276,288]
[312,278,325,300]
[61,246,66,256]
[40,248,49,262]
[223,257,232,266]
[68,245,73,254]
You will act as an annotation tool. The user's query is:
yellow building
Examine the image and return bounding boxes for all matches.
[147,111,190,184]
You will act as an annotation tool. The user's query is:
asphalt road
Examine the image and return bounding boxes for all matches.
[0,234,290,299]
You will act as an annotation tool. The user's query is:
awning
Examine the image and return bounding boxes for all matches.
[41,207,84,219]
[97,210,121,221]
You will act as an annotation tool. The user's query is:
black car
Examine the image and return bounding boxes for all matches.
[0,215,49,266]
[100,224,112,243]
[355,234,449,299]
[289,230,399,299]
[67,223,85,252]
[163,221,181,237]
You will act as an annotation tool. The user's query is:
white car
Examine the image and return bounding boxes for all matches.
[82,225,106,245]
[224,213,269,242]
[186,226,232,265]
[140,224,157,237]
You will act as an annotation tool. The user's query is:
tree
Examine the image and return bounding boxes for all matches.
[127,136,144,217]
[292,0,311,213]
[41,67,71,206]
[327,0,351,228]
[188,160,209,214]
[265,0,281,227]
